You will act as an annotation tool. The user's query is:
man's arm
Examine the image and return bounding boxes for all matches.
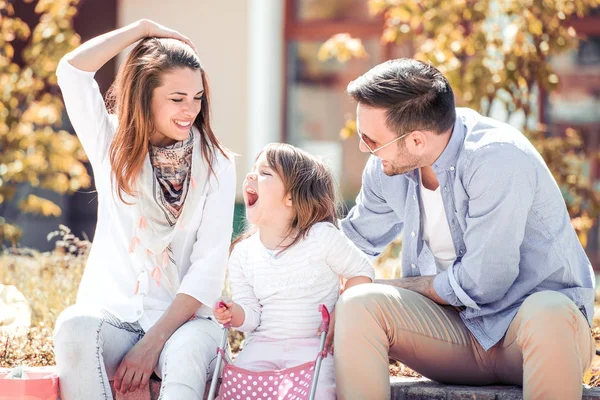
[341,156,403,257]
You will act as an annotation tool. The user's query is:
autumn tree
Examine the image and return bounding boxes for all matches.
[0,0,89,245]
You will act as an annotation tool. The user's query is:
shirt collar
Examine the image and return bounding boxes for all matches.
[384,109,466,184]
[432,111,465,172]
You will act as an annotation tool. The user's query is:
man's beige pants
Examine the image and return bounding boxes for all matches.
[334,284,595,400]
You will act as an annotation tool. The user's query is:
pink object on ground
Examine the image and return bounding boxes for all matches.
[0,367,58,400]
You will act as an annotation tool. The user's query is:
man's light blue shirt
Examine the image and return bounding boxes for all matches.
[341,107,595,350]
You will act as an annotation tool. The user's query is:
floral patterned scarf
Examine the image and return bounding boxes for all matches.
[128,129,206,297]
[149,132,194,224]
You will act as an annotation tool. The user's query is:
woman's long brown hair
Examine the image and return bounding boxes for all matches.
[232,143,339,253]
[107,37,229,203]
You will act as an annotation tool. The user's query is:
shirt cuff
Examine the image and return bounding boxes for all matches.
[433,266,480,310]
[177,277,222,309]
[236,303,260,333]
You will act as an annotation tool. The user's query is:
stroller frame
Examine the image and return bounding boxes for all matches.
[207,303,331,400]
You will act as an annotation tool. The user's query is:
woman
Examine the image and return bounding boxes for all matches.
[53,19,236,400]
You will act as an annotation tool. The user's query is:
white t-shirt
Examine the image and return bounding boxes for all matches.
[229,222,375,341]
[419,171,457,272]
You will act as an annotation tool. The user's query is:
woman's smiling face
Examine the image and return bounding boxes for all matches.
[149,67,204,147]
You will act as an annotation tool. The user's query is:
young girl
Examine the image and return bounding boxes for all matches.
[213,143,374,399]
[52,20,236,399]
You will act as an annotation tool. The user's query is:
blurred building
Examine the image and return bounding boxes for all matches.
[10,1,600,266]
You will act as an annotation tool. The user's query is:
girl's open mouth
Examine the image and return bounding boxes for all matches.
[246,188,258,207]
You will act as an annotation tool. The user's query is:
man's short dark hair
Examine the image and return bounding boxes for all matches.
[347,59,456,136]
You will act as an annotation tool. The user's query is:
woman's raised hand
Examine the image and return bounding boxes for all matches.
[139,19,196,53]
[63,19,196,72]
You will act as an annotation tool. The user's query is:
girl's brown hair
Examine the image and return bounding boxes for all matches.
[107,37,228,203]
[232,143,339,253]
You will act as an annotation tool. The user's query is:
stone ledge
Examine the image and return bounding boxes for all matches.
[390,377,600,399]
[4,368,600,399]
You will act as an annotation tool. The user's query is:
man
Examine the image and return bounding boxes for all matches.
[335,58,595,400]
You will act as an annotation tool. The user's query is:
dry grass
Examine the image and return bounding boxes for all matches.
[0,226,86,367]
[0,327,56,368]
[0,248,86,367]
[1,240,600,386]
[0,248,85,328]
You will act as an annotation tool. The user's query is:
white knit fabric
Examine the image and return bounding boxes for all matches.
[229,222,375,340]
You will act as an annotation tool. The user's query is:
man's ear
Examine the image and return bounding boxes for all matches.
[408,131,427,154]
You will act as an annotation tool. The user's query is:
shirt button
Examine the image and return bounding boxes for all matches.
[450,166,455,171]
[413,194,416,200]
[411,231,416,237]
[459,250,464,255]
[444,187,448,192]
[411,263,417,269]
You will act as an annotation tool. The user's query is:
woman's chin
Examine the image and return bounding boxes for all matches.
[169,130,190,141]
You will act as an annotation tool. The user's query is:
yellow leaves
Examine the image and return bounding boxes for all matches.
[0,221,22,245]
[35,0,78,16]
[387,5,412,22]
[572,214,594,248]
[21,100,62,126]
[42,173,70,194]
[584,368,594,386]
[7,159,23,175]
[0,0,90,234]
[3,44,13,59]
[381,27,399,43]
[0,16,31,42]
[368,0,386,15]
[433,50,446,64]
[318,34,368,63]
[339,118,357,140]
[18,195,62,217]
[450,41,462,53]
[529,18,543,36]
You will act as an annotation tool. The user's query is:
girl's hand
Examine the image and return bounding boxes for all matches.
[114,335,162,394]
[213,296,234,326]
[317,309,336,355]
[139,19,196,52]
